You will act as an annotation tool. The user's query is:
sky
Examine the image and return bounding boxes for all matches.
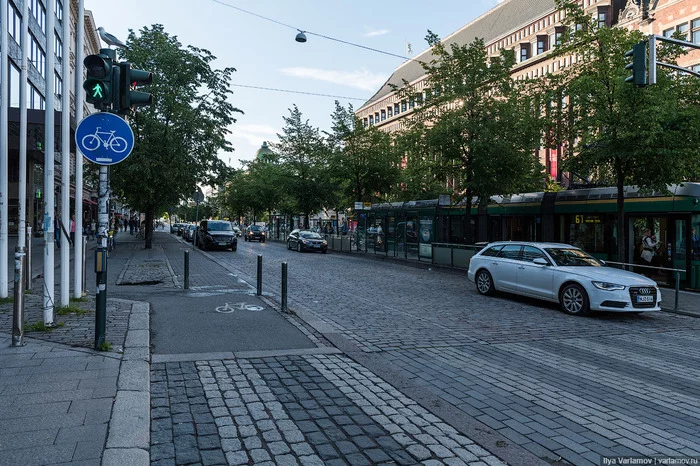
[86,0,505,169]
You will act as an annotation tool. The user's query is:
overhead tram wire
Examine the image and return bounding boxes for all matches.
[231,84,367,102]
[210,0,421,63]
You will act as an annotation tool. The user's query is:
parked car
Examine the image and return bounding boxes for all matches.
[467,242,661,316]
[183,224,196,242]
[244,225,266,242]
[171,223,185,235]
[232,226,242,237]
[197,220,237,251]
[287,229,327,253]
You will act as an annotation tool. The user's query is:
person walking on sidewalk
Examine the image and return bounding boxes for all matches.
[70,214,76,246]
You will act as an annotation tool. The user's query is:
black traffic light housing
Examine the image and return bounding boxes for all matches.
[83,51,114,109]
[625,41,647,86]
[117,62,153,115]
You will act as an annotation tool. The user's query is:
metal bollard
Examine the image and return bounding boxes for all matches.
[12,247,26,346]
[25,227,32,292]
[82,236,88,295]
[281,262,288,313]
[184,250,190,290]
[675,271,680,310]
[257,255,263,296]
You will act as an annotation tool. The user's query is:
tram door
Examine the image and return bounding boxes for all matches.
[629,216,680,287]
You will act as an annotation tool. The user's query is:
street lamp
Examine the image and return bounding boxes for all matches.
[295,30,307,43]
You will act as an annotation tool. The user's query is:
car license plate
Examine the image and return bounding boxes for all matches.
[312,244,319,248]
[637,295,654,303]
[219,242,228,246]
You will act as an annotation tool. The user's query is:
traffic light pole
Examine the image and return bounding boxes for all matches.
[647,34,700,84]
[95,165,109,349]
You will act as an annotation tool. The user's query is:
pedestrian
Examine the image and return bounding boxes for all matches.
[70,214,76,246]
[691,227,700,260]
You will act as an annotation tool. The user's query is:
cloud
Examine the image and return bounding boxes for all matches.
[229,124,278,147]
[279,67,388,92]
[363,28,390,38]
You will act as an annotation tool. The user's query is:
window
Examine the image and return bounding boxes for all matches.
[520,43,530,62]
[408,97,415,109]
[8,2,22,46]
[380,109,386,121]
[481,245,504,257]
[29,84,44,110]
[55,32,62,61]
[521,246,547,263]
[416,92,423,106]
[54,72,62,99]
[497,244,522,260]
[387,106,392,118]
[401,100,407,112]
[693,19,700,45]
[555,27,565,46]
[368,115,374,125]
[393,103,399,115]
[55,0,62,22]
[676,23,689,40]
[374,112,379,123]
[30,34,46,77]
[597,7,609,28]
[10,61,21,107]
[363,118,368,127]
[663,28,674,38]
[537,35,548,55]
[29,0,46,34]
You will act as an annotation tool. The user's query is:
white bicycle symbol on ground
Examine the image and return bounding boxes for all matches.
[215,302,264,313]
[81,127,128,153]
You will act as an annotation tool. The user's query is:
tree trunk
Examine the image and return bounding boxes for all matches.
[145,208,154,249]
[465,188,474,245]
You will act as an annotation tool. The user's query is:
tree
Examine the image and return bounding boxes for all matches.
[325,101,400,206]
[396,32,543,243]
[552,0,700,261]
[272,105,334,228]
[110,25,242,248]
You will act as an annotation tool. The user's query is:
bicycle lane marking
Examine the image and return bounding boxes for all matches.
[215,302,264,313]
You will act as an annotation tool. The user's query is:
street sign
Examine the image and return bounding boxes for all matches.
[75,112,135,165]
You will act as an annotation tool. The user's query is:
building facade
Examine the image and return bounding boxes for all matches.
[3,0,101,234]
[356,0,700,185]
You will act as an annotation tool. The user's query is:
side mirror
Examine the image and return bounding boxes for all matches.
[599,260,606,265]
[533,258,549,266]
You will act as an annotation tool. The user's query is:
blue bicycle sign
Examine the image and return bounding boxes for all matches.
[75,112,134,165]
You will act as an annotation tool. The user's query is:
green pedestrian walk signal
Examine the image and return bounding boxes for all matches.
[83,52,114,109]
[117,62,154,115]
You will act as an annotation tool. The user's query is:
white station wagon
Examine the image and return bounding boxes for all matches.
[467,242,661,316]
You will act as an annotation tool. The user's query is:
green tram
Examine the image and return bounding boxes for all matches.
[355,183,700,289]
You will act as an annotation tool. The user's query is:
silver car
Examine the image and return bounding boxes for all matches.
[467,242,661,316]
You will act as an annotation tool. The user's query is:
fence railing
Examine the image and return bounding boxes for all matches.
[604,261,685,310]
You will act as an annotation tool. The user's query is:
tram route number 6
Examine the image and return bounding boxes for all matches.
[215,302,264,313]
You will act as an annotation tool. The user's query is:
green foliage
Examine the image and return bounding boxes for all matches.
[0,296,13,304]
[109,25,242,247]
[97,341,112,352]
[326,101,400,205]
[56,305,91,316]
[25,321,65,332]
[394,32,544,241]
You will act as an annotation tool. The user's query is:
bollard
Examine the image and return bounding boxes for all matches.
[81,236,88,295]
[95,247,108,350]
[281,262,288,313]
[184,250,190,290]
[25,227,32,292]
[257,255,263,296]
[12,248,26,346]
[675,271,680,310]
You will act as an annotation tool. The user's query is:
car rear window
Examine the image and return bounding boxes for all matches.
[481,245,503,257]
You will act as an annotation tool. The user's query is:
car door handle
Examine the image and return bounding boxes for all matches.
[518,266,525,270]
[491,261,498,265]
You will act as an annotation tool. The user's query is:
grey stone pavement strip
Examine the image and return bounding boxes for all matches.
[149,355,507,466]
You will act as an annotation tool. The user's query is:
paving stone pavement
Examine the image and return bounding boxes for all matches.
[151,355,507,466]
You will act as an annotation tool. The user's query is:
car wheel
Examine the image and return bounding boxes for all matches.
[297,243,302,253]
[231,246,237,251]
[475,269,495,296]
[262,238,265,243]
[287,241,292,250]
[560,283,590,316]
[322,249,327,254]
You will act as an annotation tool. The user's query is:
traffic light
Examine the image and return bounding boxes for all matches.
[83,52,114,108]
[117,62,153,115]
[625,41,647,86]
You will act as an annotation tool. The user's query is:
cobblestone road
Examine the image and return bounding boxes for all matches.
[152,234,700,465]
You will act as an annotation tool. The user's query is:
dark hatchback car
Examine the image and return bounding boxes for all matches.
[244,225,266,242]
[197,220,237,251]
[287,229,327,253]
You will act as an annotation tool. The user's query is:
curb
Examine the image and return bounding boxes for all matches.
[102,300,150,466]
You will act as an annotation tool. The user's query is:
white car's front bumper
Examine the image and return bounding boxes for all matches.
[587,286,661,312]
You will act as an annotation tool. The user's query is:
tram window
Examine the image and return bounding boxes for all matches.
[569,219,605,253]
[481,245,504,257]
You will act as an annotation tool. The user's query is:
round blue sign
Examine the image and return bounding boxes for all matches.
[75,112,135,165]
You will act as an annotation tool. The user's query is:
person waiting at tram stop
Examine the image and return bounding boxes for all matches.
[640,228,659,273]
